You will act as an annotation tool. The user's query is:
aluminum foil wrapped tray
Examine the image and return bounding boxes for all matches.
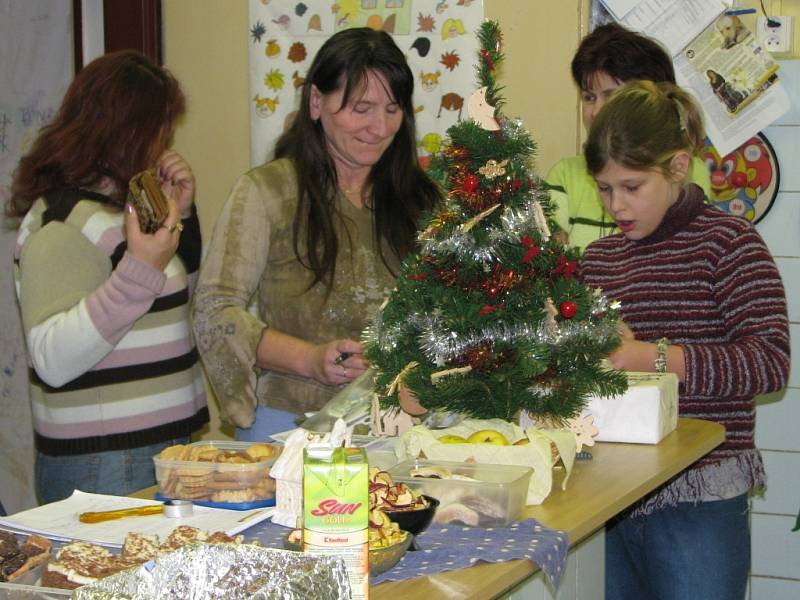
[71,543,350,600]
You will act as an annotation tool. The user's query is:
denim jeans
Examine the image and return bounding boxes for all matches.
[606,494,750,600]
[236,406,300,442]
[36,437,190,505]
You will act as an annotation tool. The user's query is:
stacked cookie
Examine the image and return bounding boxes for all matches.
[155,442,280,504]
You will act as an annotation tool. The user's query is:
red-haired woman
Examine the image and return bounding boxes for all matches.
[7,50,208,504]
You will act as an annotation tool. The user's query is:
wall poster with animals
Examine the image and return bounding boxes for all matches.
[248,0,484,167]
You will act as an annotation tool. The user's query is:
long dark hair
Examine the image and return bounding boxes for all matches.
[7,50,185,218]
[274,27,441,291]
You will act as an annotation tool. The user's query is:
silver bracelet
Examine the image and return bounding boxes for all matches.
[655,337,669,373]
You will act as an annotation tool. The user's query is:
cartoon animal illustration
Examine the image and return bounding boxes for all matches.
[292,71,306,89]
[253,94,279,117]
[419,70,441,92]
[437,92,464,119]
[698,135,775,222]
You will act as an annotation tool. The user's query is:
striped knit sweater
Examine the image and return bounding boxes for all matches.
[580,184,790,514]
[13,189,209,455]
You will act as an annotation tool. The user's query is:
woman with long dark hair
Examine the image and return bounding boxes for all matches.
[9,50,208,504]
[193,28,441,438]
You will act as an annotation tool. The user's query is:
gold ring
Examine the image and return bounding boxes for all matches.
[164,222,184,233]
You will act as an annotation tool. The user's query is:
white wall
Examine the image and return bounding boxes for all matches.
[750,57,800,600]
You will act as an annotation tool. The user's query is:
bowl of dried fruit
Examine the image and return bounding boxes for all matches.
[369,467,438,550]
[368,522,413,576]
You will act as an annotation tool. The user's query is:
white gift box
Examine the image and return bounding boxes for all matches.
[582,372,678,444]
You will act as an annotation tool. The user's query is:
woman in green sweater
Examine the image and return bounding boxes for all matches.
[547,23,710,251]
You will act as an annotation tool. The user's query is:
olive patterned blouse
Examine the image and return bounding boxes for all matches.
[192,159,399,428]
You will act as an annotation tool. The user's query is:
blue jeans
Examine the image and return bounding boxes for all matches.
[36,437,189,505]
[236,406,300,442]
[606,494,750,600]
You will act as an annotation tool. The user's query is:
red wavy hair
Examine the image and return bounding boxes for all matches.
[7,50,185,218]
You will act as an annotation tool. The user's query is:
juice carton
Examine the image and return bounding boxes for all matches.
[304,444,369,599]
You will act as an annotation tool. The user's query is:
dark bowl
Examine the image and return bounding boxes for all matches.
[384,495,439,544]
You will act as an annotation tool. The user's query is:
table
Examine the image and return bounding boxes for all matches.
[371,417,724,599]
[132,417,724,599]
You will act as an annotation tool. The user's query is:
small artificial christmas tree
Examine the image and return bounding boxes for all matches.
[363,21,627,424]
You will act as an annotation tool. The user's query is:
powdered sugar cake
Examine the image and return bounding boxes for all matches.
[40,525,244,590]
[41,541,118,589]
[158,525,207,553]
[120,532,159,564]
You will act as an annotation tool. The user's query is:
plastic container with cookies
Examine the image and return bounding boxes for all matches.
[153,441,282,510]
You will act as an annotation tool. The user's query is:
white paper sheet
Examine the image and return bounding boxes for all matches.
[600,0,642,21]
[0,491,274,547]
[616,0,729,55]
[675,51,790,156]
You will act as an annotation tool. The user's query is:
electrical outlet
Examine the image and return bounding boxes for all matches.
[756,16,794,54]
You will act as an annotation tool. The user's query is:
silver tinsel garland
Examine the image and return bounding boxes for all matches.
[363,293,620,368]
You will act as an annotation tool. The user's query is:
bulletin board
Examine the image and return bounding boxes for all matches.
[248,0,485,167]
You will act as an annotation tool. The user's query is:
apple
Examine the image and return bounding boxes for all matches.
[466,429,509,445]
[438,434,469,444]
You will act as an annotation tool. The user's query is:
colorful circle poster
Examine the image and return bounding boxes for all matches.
[698,133,780,224]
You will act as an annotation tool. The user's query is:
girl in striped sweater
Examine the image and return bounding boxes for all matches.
[580,81,789,600]
[7,51,208,505]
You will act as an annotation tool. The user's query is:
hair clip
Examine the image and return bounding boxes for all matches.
[672,97,689,133]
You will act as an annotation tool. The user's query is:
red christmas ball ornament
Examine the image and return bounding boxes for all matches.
[730,172,748,188]
[463,173,480,193]
[560,301,577,319]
